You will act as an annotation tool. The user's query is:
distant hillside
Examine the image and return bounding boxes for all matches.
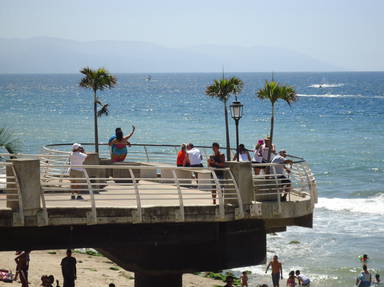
[0,37,339,73]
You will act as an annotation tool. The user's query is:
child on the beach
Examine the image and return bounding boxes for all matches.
[240,271,249,287]
[286,271,297,287]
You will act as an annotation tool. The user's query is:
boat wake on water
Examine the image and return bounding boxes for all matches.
[297,93,384,99]
[309,83,344,88]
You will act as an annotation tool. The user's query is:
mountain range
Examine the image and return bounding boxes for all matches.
[0,37,339,73]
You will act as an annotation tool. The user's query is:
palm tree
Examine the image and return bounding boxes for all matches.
[0,128,21,154]
[205,77,244,160]
[80,67,117,153]
[257,81,298,161]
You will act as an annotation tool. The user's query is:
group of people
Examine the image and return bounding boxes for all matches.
[12,249,118,287]
[264,255,310,287]
[175,137,293,201]
[355,254,382,287]
[68,126,136,200]
[13,249,76,287]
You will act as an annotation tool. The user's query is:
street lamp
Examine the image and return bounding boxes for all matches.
[230,97,243,161]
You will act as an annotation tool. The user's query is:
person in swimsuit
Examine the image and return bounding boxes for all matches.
[108,126,135,162]
[266,255,283,287]
[286,271,297,287]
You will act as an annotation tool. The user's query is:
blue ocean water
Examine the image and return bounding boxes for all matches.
[1,72,384,286]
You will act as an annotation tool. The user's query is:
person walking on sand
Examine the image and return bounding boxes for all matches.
[295,270,310,286]
[15,250,30,287]
[356,265,371,287]
[61,249,77,287]
[108,126,135,162]
[266,255,283,287]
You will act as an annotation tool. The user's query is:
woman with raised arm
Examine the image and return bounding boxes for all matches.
[108,125,135,162]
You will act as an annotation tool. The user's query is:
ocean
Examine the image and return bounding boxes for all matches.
[1,72,383,286]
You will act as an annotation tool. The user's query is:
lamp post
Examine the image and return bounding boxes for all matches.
[230,97,243,161]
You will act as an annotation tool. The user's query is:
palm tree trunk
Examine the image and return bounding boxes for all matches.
[224,102,231,161]
[93,90,99,154]
[267,103,275,162]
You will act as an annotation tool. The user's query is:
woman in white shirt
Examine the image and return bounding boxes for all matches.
[69,143,87,200]
[233,144,251,162]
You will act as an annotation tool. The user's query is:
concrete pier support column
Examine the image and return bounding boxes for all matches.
[7,159,41,217]
[134,272,182,287]
[226,161,254,204]
[84,153,105,192]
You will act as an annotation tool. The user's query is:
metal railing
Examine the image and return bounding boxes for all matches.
[0,162,24,225]
[252,161,317,212]
[42,143,236,165]
[39,163,244,224]
[0,144,317,225]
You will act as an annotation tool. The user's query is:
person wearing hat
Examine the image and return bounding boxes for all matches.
[69,143,87,200]
[271,149,293,201]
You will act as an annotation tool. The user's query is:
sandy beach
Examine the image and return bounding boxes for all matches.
[0,250,221,287]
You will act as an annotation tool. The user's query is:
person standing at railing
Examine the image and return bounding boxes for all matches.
[176,143,190,167]
[108,126,135,162]
[208,142,225,204]
[233,144,251,162]
[252,139,264,175]
[262,136,277,163]
[186,143,203,167]
[271,150,293,202]
[69,143,87,200]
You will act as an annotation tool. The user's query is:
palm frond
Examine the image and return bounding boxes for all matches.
[97,104,109,117]
[205,77,244,102]
[0,128,22,154]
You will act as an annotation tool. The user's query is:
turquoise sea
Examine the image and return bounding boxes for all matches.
[1,72,384,286]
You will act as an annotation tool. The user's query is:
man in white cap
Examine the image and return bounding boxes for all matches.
[69,143,87,200]
[271,149,293,201]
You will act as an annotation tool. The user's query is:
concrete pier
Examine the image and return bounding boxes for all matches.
[0,154,317,287]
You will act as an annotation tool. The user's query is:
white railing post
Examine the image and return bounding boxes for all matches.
[143,146,150,162]
[172,169,185,221]
[271,165,281,214]
[83,169,97,225]
[11,165,24,226]
[39,188,49,225]
[302,163,315,206]
[129,168,143,223]
[211,170,225,219]
[227,169,244,218]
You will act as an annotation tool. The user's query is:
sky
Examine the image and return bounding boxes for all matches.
[0,0,383,71]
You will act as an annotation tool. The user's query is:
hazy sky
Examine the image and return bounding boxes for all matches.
[1,0,383,70]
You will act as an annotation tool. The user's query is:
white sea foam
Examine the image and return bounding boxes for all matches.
[309,83,344,88]
[316,195,384,215]
[298,93,384,99]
